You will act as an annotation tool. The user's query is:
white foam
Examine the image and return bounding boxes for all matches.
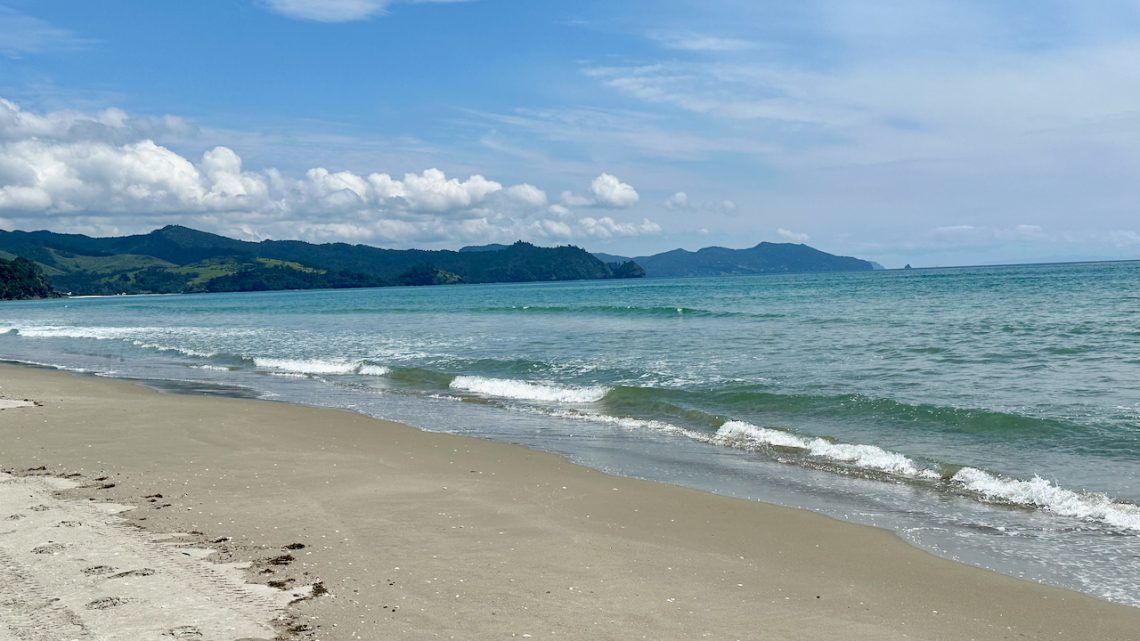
[134,342,217,358]
[546,408,699,438]
[15,325,156,339]
[253,358,390,377]
[450,376,609,403]
[190,364,230,372]
[951,467,1140,532]
[254,357,361,375]
[715,421,937,478]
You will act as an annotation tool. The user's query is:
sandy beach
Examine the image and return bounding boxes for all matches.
[1,363,1138,640]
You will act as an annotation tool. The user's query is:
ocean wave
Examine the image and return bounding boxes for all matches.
[951,467,1140,532]
[14,325,159,339]
[602,385,1070,437]
[715,420,939,479]
[133,342,217,359]
[591,413,1139,532]
[450,376,609,403]
[253,358,390,377]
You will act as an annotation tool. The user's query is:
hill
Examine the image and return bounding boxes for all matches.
[0,256,58,300]
[0,226,644,296]
[458,243,511,253]
[593,242,874,278]
[591,252,633,265]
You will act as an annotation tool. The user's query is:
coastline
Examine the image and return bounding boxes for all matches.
[2,362,1138,640]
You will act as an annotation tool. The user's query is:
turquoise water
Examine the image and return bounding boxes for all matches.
[2,261,1139,605]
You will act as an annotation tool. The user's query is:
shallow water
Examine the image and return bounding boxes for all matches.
[2,261,1139,605]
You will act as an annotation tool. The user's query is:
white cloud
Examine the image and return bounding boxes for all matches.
[260,0,471,22]
[776,228,810,243]
[664,191,689,209]
[559,190,594,207]
[650,32,755,52]
[0,99,662,248]
[589,173,639,207]
[558,173,639,209]
[0,98,192,143]
[502,183,547,208]
[577,216,661,239]
[396,168,501,211]
[260,0,391,22]
[0,6,89,56]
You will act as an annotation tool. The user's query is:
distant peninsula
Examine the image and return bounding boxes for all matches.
[0,226,643,296]
[592,242,875,278]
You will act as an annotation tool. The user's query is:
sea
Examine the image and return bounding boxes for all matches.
[2,261,1138,606]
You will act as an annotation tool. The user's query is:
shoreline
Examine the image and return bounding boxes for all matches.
[2,362,1139,640]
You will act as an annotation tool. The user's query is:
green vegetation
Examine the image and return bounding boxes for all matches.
[0,226,644,296]
[0,256,58,300]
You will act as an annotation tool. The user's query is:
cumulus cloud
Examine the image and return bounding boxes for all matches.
[0,99,662,248]
[560,173,640,208]
[502,183,547,208]
[0,98,193,143]
[590,173,639,207]
[577,216,661,239]
[776,228,810,243]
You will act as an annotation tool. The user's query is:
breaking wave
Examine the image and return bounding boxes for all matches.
[450,376,609,403]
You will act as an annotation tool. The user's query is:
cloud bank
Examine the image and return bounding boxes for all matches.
[0,99,659,247]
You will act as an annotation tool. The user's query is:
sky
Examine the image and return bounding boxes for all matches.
[1,1,1140,267]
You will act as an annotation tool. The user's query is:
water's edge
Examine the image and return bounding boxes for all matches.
[5,359,1135,610]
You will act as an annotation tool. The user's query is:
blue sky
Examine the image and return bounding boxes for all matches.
[2,0,1140,266]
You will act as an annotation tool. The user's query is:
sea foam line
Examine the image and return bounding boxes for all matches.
[565,413,1140,532]
[715,420,939,479]
[950,467,1140,532]
[450,375,609,403]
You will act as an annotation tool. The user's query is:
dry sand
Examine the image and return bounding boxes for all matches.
[1,363,1138,640]
[0,471,306,641]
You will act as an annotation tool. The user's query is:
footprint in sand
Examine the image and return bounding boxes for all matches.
[109,568,156,579]
[162,625,203,639]
[85,596,130,610]
[30,542,66,555]
[83,565,116,576]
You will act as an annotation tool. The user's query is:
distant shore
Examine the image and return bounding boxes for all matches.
[2,362,1138,640]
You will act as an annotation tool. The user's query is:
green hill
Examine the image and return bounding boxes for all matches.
[0,226,644,296]
[599,242,874,278]
[0,256,58,300]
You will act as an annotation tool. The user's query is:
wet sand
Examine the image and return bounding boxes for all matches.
[2,362,1138,640]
